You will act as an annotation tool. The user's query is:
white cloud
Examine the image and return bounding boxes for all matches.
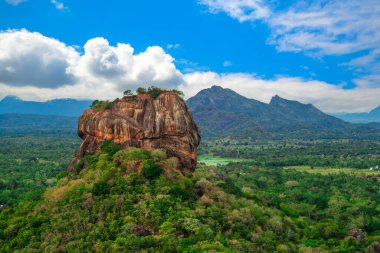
[268,1,380,56]
[167,43,180,49]
[200,0,380,76]
[200,0,380,56]
[0,30,183,101]
[199,0,380,108]
[0,29,79,87]
[223,60,233,67]
[175,58,210,73]
[344,49,380,75]
[51,0,67,10]
[0,29,379,113]
[353,75,380,89]
[5,0,25,5]
[199,0,271,22]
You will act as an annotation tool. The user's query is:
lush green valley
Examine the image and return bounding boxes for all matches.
[199,139,380,170]
[2,143,380,252]
[1,112,380,252]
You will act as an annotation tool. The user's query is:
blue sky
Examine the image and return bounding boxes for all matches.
[0,0,379,112]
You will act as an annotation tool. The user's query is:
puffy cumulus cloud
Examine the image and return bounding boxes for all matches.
[0,29,79,88]
[180,72,380,113]
[73,37,183,92]
[1,29,380,113]
[0,30,183,101]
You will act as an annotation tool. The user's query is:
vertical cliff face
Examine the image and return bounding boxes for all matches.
[67,91,201,174]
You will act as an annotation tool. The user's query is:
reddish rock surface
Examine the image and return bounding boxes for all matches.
[67,91,200,174]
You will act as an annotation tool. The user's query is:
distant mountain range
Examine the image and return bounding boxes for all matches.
[1,88,380,139]
[0,114,77,137]
[333,107,380,123]
[0,96,91,117]
[187,86,380,139]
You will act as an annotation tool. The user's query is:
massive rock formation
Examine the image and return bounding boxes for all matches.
[67,91,200,174]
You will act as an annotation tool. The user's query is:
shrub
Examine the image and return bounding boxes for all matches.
[135,86,183,99]
[151,149,167,161]
[159,221,176,236]
[113,148,151,165]
[90,100,112,111]
[147,86,162,99]
[91,99,99,108]
[136,87,147,94]
[100,140,121,157]
[142,161,162,180]
[56,172,66,180]
[169,184,194,200]
[123,89,133,96]
[92,180,110,196]
[171,89,184,97]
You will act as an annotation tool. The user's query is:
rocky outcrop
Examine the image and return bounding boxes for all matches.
[67,91,200,174]
[347,229,366,242]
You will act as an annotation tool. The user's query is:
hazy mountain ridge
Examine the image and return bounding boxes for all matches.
[187,86,380,139]
[2,87,380,139]
[0,113,77,136]
[0,96,91,117]
[335,106,380,123]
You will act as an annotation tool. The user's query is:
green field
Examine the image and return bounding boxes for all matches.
[284,165,380,176]
[197,154,254,166]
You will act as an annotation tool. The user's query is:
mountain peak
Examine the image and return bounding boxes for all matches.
[202,85,239,96]
[1,95,21,102]
[270,94,284,103]
[270,95,314,108]
[370,105,380,115]
[187,86,355,139]
[210,85,224,90]
[270,95,295,106]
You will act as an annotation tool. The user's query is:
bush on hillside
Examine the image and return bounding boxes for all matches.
[142,160,162,179]
[100,140,121,157]
[92,180,110,196]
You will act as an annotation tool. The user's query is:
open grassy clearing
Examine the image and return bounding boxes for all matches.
[197,154,254,166]
[284,165,380,176]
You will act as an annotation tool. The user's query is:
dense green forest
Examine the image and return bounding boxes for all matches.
[0,136,80,206]
[1,144,380,252]
[199,139,380,169]
[1,117,380,252]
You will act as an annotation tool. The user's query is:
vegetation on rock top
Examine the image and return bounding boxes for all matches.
[90,100,112,111]
[127,86,184,99]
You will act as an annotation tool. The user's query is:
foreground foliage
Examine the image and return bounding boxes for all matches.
[1,146,380,252]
